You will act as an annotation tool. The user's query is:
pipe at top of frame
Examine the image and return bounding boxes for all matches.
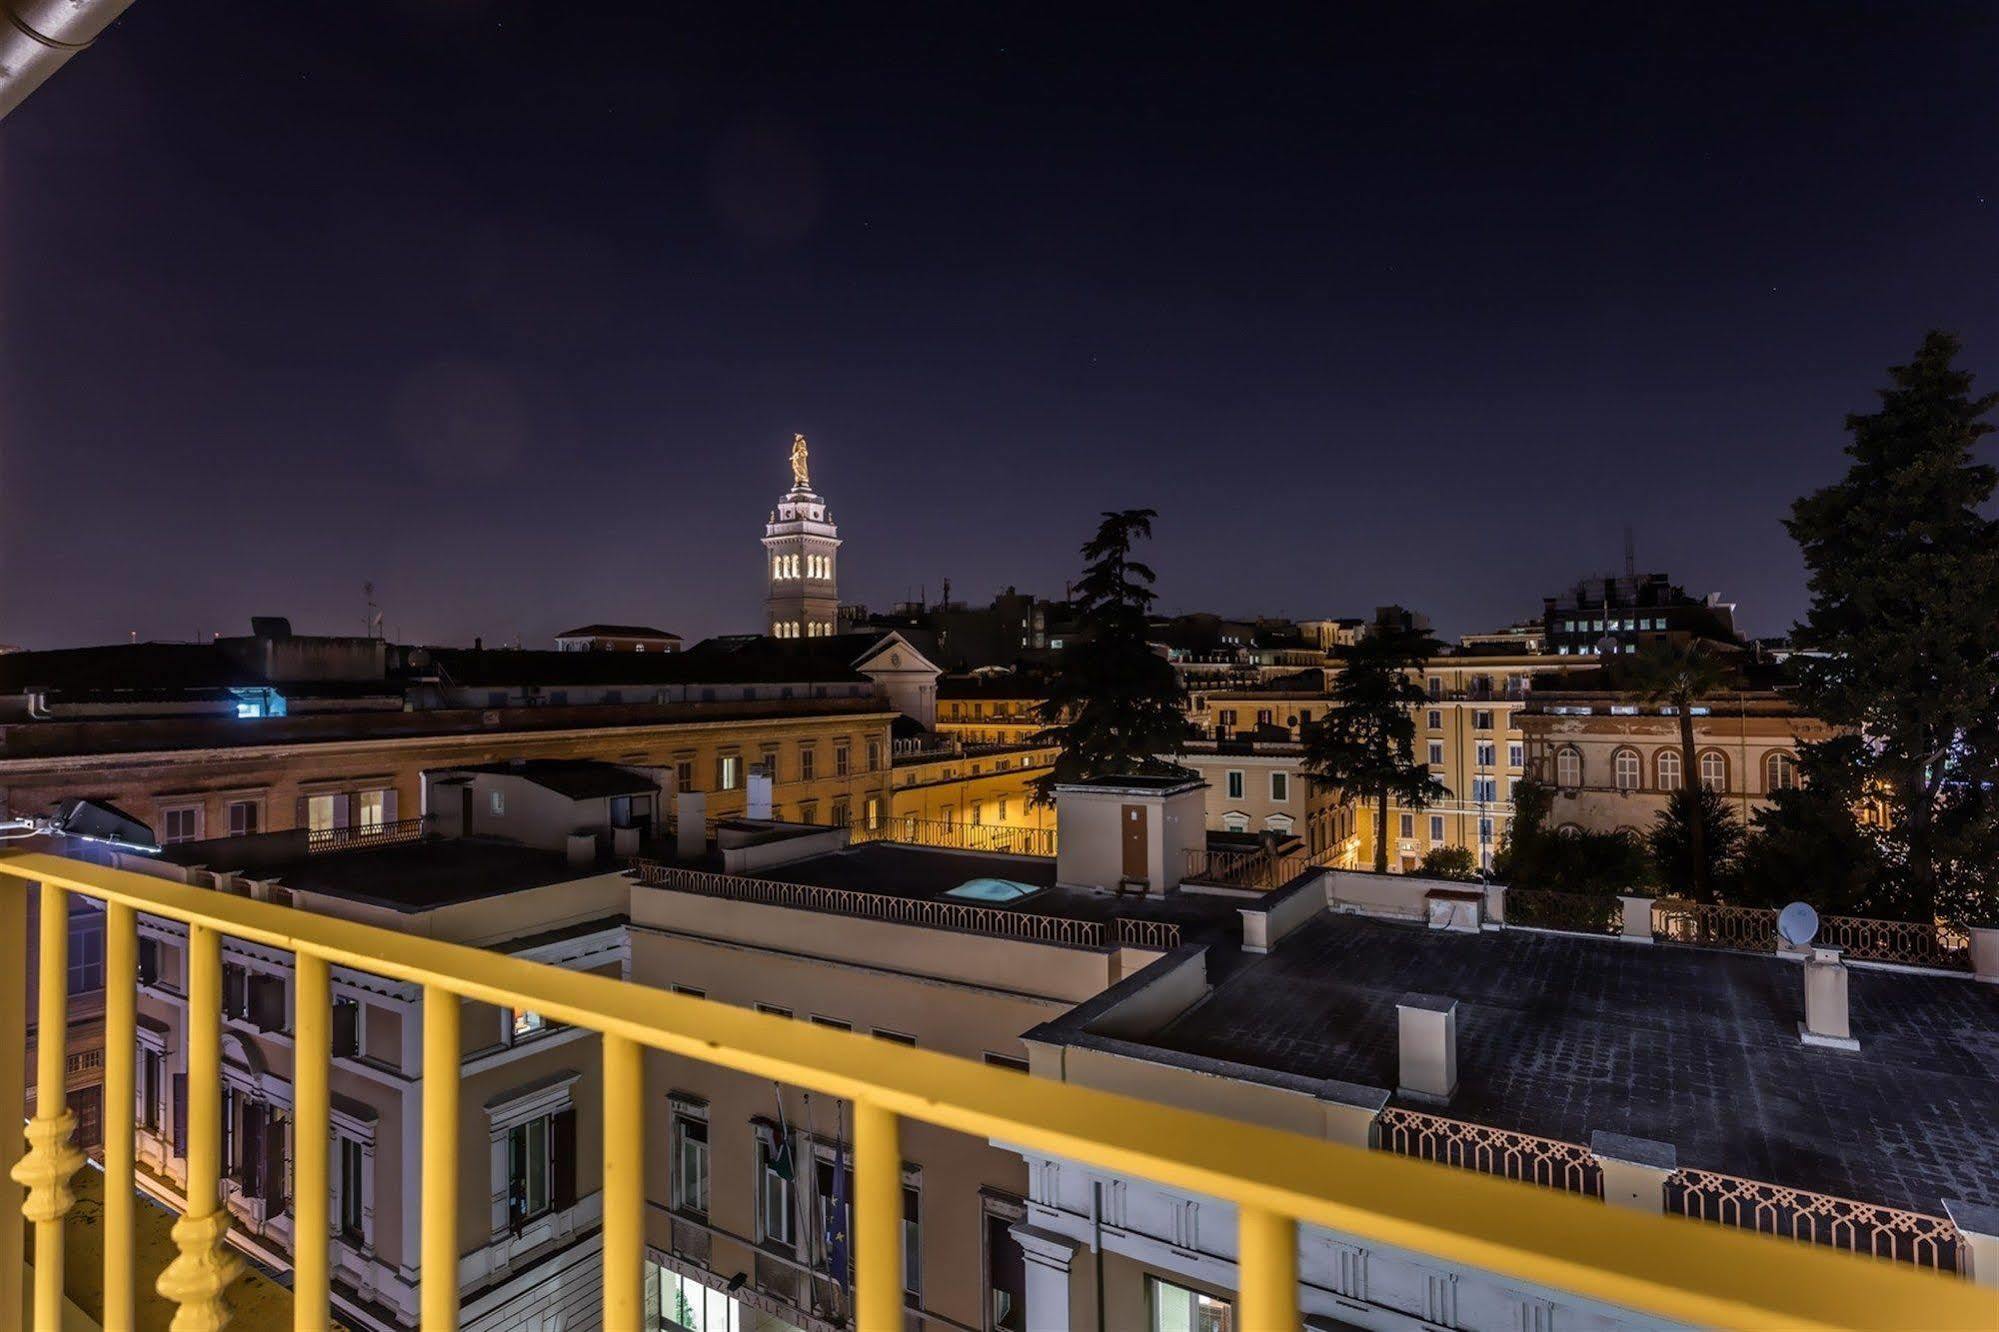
[0,0,137,122]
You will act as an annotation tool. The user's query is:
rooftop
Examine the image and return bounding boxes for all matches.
[446,759,657,800]
[1131,913,1998,1214]
[697,841,1242,938]
[161,832,612,911]
[555,623,679,639]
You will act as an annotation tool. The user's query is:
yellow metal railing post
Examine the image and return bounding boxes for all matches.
[1237,1205,1299,1331]
[293,954,330,1331]
[12,882,84,1330]
[600,1034,644,1330]
[421,985,460,1330]
[853,1098,902,1332]
[103,901,138,1332]
[157,921,242,1331]
[0,877,25,1326]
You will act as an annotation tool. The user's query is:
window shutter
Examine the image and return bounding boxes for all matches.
[295,796,308,831]
[381,788,398,822]
[333,793,352,832]
[172,1074,187,1158]
[551,1108,577,1209]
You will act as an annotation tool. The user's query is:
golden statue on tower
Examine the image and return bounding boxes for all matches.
[790,432,811,489]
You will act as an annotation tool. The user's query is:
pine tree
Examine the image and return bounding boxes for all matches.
[1303,618,1448,873]
[1033,510,1190,801]
[1787,331,1999,923]
[1645,786,1743,902]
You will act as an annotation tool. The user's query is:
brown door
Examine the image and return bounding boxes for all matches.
[1121,804,1148,880]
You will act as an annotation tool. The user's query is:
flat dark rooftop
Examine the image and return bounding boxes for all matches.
[173,835,609,911]
[448,759,656,799]
[1149,913,1999,1214]
[740,843,1242,936]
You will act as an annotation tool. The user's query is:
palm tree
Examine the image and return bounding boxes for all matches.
[1626,642,1736,900]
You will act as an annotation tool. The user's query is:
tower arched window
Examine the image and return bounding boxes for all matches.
[1766,751,1800,792]
[1699,750,1728,792]
[1613,748,1641,791]
[1555,746,1582,789]
[1656,749,1682,791]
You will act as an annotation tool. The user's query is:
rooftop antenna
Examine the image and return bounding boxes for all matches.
[364,581,384,639]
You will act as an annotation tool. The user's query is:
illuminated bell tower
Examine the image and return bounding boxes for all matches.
[762,433,841,639]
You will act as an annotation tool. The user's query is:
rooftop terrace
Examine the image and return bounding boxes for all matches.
[1142,912,1998,1215]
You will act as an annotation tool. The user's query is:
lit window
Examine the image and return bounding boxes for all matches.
[1556,747,1582,789]
[512,1009,545,1040]
[758,1134,796,1248]
[1148,1276,1232,1332]
[1613,749,1641,791]
[673,1114,709,1215]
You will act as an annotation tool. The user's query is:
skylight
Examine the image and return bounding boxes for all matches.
[943,877,1041,905]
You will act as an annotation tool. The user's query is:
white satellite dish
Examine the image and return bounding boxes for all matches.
[1777,901,1820,948]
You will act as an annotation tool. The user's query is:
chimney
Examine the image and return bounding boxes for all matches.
[1396,993,1458,1103]
[676,791,707,862]
[1800,947,1859,1050]
[566,831,597,867]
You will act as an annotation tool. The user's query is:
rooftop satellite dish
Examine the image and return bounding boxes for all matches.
[1777,901,1820,948]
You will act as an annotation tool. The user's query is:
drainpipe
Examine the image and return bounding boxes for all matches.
[0,0,137,121]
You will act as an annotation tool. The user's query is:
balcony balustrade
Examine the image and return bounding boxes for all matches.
[3,849,1990,1331]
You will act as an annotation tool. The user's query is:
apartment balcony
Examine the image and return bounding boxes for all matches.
[3,849,1991,1330]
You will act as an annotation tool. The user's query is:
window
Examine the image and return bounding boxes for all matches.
[1473,710,1494,731]
[674,759,695,793]
[873,1029,916,1046]
[1255,709,1272,727]
[756,1003,792,1019]
[1269,772,1289,802]
[672,1114,709,1215]
[1225,771,1245,800]
[969,802,983,826]
[867,740,881,771]
[903,1184,922,1295]
[1555,747,1582,789]
[1427,709,1442,730]
[717,754,742,791]
[227,800,259,837]
[161,806,202,845]
[1613,748,1641,791]
[1657,749,1683,791]
[810,1015,851,1031]
[758,1133,796,1248]
[68,912,104,994]
[1428,676,1443,700]
[137,936,161,986]
[1428,741,1444,766]
[656,1269,743,1332]
[799,747,817,781]
[1398,813,1414,838]
[835,745,851,777]
[1766,751,1800,792]
[997,798,1009,821]
[1222,812,1249,833]
[336,1137,367,1240]
[1509,742,1524,768]
[511,1009,546,1041]
[1429,814,1445,843]
[1473,740,1493,768]
[1148,1275,1232,1332]
[139,1048,166,1132]
[332,998,360,1058]
[489,790,506,816]
[864,797,882,831]
[1218,708,1238,730]
[1472,776,1497,804]
[508,1114,554,1226]
[356,789,386,833]
[1699,751,1727,792]
[983,1052,1030,1073]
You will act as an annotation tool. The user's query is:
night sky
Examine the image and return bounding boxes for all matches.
[4,4,1994,650]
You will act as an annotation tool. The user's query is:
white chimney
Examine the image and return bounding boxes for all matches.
[746,768,774,820]
[1396,993,1458,1103]
[676,791,707,862]
[1800,947,1859,1050]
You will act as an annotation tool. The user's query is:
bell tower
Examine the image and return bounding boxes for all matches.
[763,433,841,639]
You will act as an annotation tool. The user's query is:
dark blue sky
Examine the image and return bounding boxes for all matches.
[4,3,1994,649]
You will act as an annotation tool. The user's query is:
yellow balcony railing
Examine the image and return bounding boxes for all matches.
[1,847,1992,1331]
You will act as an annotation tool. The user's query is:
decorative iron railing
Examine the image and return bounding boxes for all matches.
[632,860,1150,949]
[1503,888,1621,936]
[1666,1168,1962,1272]
[303,815,430,853]
[2,852,1985,1332]
[1181,847,1307,892]
[1651,899,1779,952]
[849,815,1056,858]
[1113,917,1184,951]
[1376,1106,1604,1198]
[1817,914,1973,972]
